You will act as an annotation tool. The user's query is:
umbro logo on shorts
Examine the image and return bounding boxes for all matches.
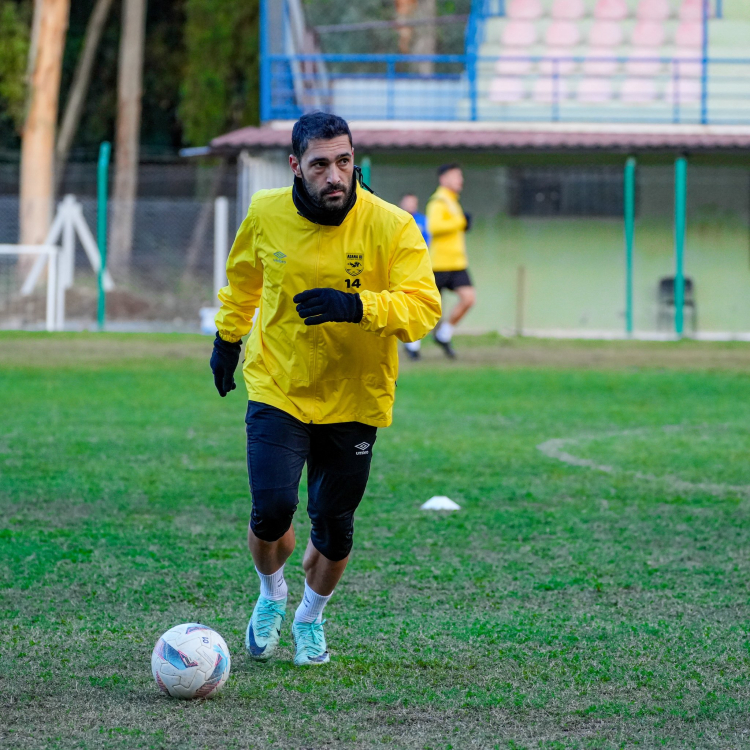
[354,442,370,455]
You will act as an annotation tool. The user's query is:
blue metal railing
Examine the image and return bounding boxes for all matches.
[260,0,739,124]
[260,0,271,122]
[264,52,750,125]
[466,0,506,55]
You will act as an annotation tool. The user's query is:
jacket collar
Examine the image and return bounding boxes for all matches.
[435,185,459,202]
[292,176,358,227]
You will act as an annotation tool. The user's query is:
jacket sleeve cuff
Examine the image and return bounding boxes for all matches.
[217,330,243,344]
[358,291,374,328]
[353,293,364,323]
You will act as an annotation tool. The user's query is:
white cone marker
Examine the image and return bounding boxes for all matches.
[421,496,461,511]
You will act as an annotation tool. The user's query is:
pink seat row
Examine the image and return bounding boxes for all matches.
[495,48,704,76]
[507,0,708,21]
[489,74,702,103]
[502,20,703,49]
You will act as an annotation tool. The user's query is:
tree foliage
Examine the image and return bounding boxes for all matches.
[56,0,188,157]
[180,0,259,146]
[0,0,31,141]
[0,0,260,154]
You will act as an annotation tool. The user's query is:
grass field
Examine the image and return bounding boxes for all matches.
[2,332,750,749]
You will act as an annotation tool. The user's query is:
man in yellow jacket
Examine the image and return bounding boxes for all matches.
[425,164,476,358]
[209,113,441,667]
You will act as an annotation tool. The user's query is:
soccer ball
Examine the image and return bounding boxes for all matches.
[151,623,231,699]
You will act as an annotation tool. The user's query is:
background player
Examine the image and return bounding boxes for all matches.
[399,193,430,245]
[209,113,441,667]
[426,164,476,359]
[399,193,430,361]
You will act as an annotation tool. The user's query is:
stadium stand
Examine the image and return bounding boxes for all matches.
[257,0,750,124]
[479,0,750,122]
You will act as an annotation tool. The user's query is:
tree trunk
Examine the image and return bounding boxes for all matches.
[25,0,44,94]
[56,0,115,190]
[395,0,417,55]
[109,0,147,281]
[19,0,70,248]
[412,0,436,76]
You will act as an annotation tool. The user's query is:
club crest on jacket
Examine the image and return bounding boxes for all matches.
[346,253,364,277]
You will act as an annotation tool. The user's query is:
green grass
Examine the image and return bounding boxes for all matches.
[2,332,750,749]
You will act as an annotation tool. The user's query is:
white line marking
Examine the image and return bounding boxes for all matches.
[537,425,750,498]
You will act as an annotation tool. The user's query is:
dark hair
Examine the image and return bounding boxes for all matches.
[437,163,461,177]
[291,112,353,158]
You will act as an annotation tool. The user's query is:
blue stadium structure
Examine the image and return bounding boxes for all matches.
[260,0,750,125]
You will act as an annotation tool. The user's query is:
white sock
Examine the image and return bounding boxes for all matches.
[256,565,288,601]
[435,322,454,343]
[294,581,332,624]
[404,340,421,352]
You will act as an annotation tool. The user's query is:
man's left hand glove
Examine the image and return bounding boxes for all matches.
[294,288,364,326]
[210,333,241,397]
[464,212,472,232]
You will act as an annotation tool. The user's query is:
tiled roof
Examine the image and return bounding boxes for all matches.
[209,122,750,154]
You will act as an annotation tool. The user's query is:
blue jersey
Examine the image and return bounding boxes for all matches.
[412,212,430,246]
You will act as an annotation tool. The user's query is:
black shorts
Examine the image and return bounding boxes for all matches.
[245,401,377,561]
[434,269,473,292]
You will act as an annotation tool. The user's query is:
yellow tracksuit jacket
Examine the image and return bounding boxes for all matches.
[215,184,442,427]
[426,186,468,272]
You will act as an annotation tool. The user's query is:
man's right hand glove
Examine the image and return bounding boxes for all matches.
[294,288,363,326]
[464,212,472,232]
[210,333,241,397]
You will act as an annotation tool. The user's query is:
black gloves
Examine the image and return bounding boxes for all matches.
[464,212,472,232]
[294,288,364,326]
[210,333,241,397]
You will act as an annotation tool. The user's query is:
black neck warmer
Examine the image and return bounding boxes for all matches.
[292,175,358,227]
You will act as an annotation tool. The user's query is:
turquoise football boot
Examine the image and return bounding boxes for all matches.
[292,619,330,666]
[245,596,286,662]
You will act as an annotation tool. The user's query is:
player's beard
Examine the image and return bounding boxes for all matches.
[301,172,355,213]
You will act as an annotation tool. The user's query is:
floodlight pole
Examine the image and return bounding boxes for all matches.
[624,156,636,337]
[674,156,688,338]
[97,141,111,331]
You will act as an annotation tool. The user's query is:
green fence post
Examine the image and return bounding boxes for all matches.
[624,157,636,337]
[97,141,111,331]
[360,156,371,188]
[674,156,687,338]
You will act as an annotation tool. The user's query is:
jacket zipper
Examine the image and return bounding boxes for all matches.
[310,226,322,423]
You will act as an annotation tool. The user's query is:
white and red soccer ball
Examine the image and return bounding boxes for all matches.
[151,623,231,699]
